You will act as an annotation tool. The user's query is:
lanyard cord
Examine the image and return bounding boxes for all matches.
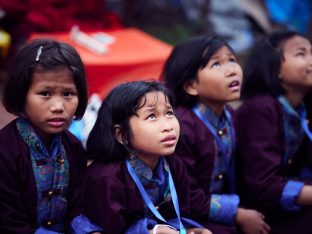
[278,96,312,141]
[192,105,236,178]
[126,160,186,234]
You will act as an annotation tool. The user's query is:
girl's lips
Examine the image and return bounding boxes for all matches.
[228,80,241,92]
[161,135,177,142]
[229,80,240,88]
[48,118,66,127]
[161,135,177,146]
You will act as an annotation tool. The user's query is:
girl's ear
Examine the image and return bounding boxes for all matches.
[183,80,199,96]
[114,124,126,144]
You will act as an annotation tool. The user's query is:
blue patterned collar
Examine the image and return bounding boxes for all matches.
[16,118,62,159]
[128,155,168,183]
[278,96,306,163]
[278,96,306,119]
[198,104,228,130]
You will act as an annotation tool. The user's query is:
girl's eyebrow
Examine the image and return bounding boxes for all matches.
[165,103,173,108]
[142,106,156,113]
[294,44,312,51]
[210,52,233,60]
[296,47,307,51]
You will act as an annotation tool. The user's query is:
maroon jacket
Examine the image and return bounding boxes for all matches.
[236,95,312,227]
[173,105,236,196]
[0,120,86,233]
[82,156,218,234]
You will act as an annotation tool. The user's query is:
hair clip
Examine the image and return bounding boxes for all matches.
[35,46,43,62]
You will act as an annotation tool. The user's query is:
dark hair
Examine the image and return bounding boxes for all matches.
[162,36,233,108]
[242,31,308,98]
[3,39,88,119]
[86,80,174,162]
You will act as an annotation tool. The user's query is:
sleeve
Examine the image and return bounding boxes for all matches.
[65,138,87,226]
[35,227,62,234]
[174,112,215,196]
[0,149,36,233]
[82,173,128,233]
[125,218,157,234]
[280,180,304,211]
[236,98,294,211]
[70,214,103,234]
[209,194,239,225]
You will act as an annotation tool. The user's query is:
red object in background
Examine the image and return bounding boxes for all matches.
[0,0,122,33]
[29,28,173,97]
[0,0,122,61]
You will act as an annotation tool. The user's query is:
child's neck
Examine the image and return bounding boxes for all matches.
[284,91,306,108]
[201,101,225,119]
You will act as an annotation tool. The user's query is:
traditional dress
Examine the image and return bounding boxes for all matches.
[0,118,97,233]
[82,154,221,234]
[173,104,239,233]
[236,94,312,234]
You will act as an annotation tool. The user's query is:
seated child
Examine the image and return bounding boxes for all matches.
[82,81,213,234]
[163,35,270,234]
[0,39,100,233]
[236,31,312,234]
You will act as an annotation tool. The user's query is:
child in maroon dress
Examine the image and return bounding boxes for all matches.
[0,39,100,233]
[162,36,270,234]
[83,81,212,234]
[236,31,312,233]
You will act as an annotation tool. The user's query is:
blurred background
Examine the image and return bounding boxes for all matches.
[0,0,312,129]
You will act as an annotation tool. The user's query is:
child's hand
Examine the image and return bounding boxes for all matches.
[186,227,212,234]
[149,225,179,234]
[236,208,271,234]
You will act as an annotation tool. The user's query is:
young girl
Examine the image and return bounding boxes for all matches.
[162,36,270,234]
[82,81,212,234]
[0,39,100,233]
[236,31,312,234]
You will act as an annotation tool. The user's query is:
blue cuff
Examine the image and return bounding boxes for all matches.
[35,227,62,234]
[125,218,157,234]
[71,214,102,234]
[281,180,304,211]
[209,194,239,225]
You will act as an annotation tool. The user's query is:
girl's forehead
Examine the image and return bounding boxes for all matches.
[210,45,234,58]
[31,68,75,87]
[282,36,311,51]
[139,91,170,107]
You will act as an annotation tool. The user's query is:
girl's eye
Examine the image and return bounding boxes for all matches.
[229,57,237,63]
[211,62,221,68]
[147,114,156,120]
[39,91,50,97]
[64,91,74,97]
[296,52,305,57]
[167,111,174,117]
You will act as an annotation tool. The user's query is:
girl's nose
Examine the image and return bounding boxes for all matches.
[162,119,174,132]
[50,99,65,112]
[226,64,237,77]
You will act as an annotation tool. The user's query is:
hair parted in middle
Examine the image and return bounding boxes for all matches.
[86,80,175,162]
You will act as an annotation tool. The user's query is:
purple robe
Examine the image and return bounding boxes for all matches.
[0,120,86,233]
[236,95,312,233]
[174,105,237,195]
[171,106,238,233]
[82,156,235,234]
